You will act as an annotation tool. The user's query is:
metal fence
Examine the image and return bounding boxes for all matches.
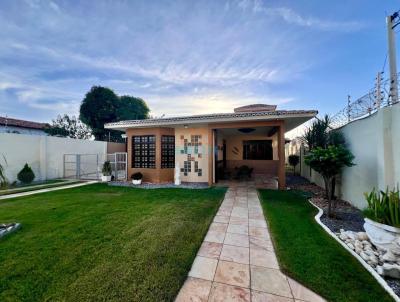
[107,152,127,181]
[63,152,127,181]
[330,73,400,129]
[63,154,101,180]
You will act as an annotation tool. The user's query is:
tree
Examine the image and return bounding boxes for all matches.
[302,115,330,150]
[79,86,150,142]
[45,114,92,139]
[79,86,120,141]
[117,96,149,120]
[305,145,355,217]
[288,154,300,175]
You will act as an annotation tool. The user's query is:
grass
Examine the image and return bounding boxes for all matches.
[0,183,226,302]
[0,179,81,196]
[258,189,394,302]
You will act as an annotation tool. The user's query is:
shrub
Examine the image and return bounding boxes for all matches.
[288,154,300,175]
[364,187,400,227]
[131,172,143,180]
[17,163,35,184]
[102,161,112,176]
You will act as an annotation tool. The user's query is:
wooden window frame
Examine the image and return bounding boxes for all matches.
[161,135,175,169]
[132,135,156,168]
[243,140,273,160]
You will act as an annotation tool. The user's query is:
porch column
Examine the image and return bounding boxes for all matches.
[278,123,286,189]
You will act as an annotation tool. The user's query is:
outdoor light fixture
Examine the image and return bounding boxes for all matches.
[184,125,188,129]
[238,128,255,133]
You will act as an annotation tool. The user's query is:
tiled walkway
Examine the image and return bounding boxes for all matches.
[176,183,326,302]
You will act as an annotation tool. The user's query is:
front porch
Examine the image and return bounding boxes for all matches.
[210,121,286,189]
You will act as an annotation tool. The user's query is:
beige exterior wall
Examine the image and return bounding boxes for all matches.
[175,126,210,183]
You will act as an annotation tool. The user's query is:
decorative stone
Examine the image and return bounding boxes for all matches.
[382,251,398,263]
[356,232,369,241]
[0,222,21,239]
[377,263,400,279]
[360,251,370,261]
[364,218,400,256]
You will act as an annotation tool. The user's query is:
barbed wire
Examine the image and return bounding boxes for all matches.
[330,73,399,129]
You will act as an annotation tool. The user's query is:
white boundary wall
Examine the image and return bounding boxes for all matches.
[297,103,400,209]
[0,133,108,182]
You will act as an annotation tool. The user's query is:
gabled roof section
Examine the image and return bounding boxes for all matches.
[0,116,48,130]
[105,109,318,131]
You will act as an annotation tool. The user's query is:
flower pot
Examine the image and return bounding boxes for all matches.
[364,218,400,257]
[101,175,112,182]
[132,179,142,185]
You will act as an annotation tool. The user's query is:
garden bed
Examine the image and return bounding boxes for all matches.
[287,175,400,299]
[109,181,210,189]
[258,188,394,302]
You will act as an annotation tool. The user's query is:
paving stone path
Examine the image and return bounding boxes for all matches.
[176,184,326,302]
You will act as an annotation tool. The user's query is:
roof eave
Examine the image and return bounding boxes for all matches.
[105,111,318,130]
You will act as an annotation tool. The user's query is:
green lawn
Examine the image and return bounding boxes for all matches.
[0,183,226,302]
[258,189,394,302]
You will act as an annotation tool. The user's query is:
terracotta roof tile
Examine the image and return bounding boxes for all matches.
[0,116,48,130]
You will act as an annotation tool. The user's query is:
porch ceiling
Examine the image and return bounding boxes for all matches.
[217,126,274,136]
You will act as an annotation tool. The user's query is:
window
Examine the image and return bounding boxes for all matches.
[132,135,156,168]
[161,135,175,168]
[243,140,273,160]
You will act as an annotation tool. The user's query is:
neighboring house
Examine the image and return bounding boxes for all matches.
[105,104,317,188]
[0,116,48,136]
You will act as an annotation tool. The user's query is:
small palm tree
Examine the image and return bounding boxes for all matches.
[0,155,8,187]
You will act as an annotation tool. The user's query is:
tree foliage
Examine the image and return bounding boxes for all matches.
[79,86,150,142]
[305,146,355,216]
[45,114,92,139]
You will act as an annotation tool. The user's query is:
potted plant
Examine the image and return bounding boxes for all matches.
[101,161,112,182]
[131,172,143,185]
[363,187,400,260]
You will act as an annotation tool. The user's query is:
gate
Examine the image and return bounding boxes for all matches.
[63,154,101,180]
[63,153,127,180]
[107,152,127,181]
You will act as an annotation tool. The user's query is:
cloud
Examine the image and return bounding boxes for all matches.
[0,0,335,122]
[236,0,365,32]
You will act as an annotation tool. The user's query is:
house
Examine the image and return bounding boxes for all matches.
[105,104,317,189]
[0,116,48,136]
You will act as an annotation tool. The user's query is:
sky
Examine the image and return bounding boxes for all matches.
[0,0,399,134]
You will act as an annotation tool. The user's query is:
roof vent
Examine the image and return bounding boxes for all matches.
[234,104,277,113]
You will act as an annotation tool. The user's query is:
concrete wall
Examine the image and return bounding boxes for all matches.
[0,133,107,182]
[0,125,46,136]
[299,103,400,209]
